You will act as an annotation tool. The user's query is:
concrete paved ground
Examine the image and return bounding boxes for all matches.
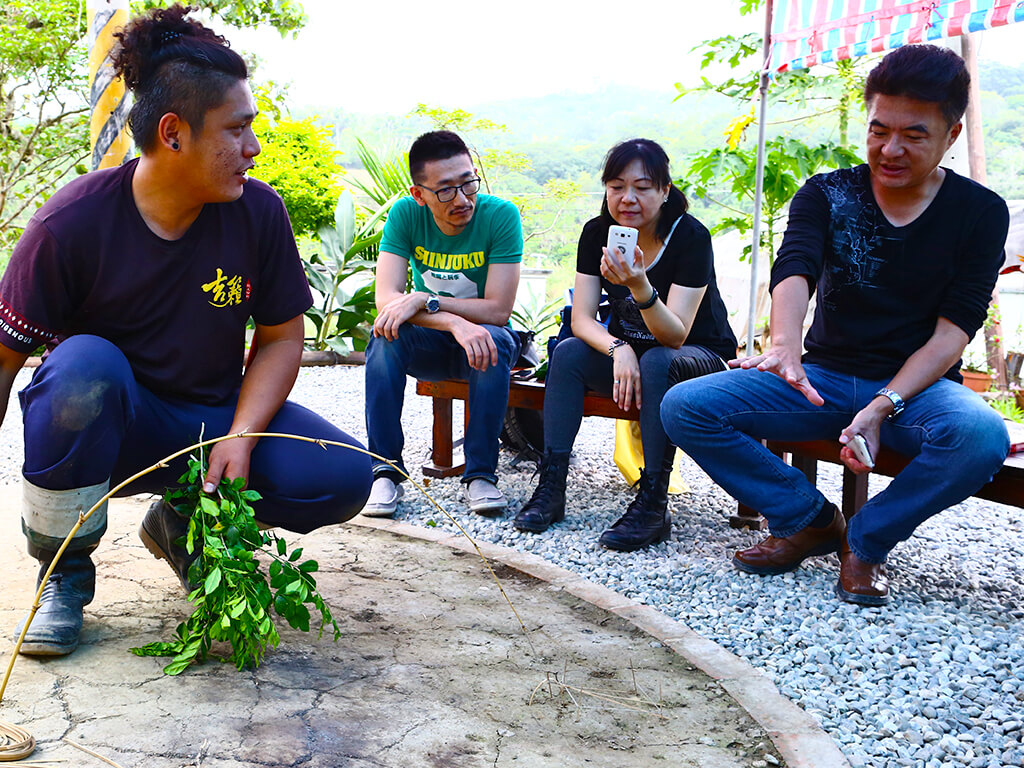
[0,495,809,768]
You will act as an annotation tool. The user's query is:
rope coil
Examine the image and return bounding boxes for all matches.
[0,722,34,761]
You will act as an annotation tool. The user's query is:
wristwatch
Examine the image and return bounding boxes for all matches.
[425,295,440,314]
[875,388,905,419]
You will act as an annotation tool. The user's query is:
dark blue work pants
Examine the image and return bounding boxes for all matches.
[20,335,372,534]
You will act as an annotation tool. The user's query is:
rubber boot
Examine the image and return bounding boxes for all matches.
[15,547,97,656]
[513,451,570,533]
[139,499,200,593]
[16,479,108,657]
[599,452,673,552]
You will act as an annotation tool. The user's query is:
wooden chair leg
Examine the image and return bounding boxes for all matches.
[731,503,769,530]
[422,397,464,478]
[842,468,868,520]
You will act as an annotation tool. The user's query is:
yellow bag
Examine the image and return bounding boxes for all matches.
[613,419,687,494]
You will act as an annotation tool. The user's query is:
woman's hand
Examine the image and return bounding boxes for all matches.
[612,343,642,411]
[601,244,648,293]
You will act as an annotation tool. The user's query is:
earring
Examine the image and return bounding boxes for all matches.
[171,140,180,151]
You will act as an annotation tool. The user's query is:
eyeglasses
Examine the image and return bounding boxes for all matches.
[418,177,481,203]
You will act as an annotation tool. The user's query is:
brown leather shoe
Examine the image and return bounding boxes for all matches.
[836,535,890,606]
[733,503,845,575]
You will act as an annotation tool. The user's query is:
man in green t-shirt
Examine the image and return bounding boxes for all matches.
[362,131,523,517]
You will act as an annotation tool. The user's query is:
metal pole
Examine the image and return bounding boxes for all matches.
[746,0,774,355]
[88,0,131,170]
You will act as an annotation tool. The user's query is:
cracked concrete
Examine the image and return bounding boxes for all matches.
[2,495,783,767]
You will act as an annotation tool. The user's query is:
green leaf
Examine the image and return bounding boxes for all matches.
[200,496,220,517]
[204,567,222,594]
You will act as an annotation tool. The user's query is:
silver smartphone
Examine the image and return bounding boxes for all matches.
[606,225,639,258]
[847,434,874,469]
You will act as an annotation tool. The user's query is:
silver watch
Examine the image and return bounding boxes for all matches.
[875,387,905,419]
[425,295,440,314]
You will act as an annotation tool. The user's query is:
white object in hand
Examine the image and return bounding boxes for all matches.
[847,434,874,469]
[606,225,638,258]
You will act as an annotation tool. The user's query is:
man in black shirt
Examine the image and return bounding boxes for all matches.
[0,6,371,657]
[662,44,1009,605]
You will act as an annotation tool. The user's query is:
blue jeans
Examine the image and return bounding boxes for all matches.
[544,337,726,470]
[661,364,1009,563]
[20,335,373,534]
[364,324,519,484]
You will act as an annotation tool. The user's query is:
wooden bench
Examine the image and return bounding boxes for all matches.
[732,439,1024,530]
[415,378,639,478]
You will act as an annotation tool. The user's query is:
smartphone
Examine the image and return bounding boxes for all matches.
[846,434,875,469]
[606,225,639,259]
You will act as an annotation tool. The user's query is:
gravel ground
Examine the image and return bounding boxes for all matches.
[3,364,1024,768]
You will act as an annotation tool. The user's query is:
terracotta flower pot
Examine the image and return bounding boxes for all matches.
[962,370,993,393]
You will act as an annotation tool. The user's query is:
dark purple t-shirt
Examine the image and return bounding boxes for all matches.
[0,158,312,404]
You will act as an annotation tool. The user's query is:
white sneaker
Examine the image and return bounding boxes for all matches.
[361,477,404,518]
[463,478,507,516]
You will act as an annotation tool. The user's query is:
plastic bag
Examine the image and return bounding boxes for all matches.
[613,420,688,494]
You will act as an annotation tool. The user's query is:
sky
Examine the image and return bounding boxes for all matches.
[225,0,1024,115]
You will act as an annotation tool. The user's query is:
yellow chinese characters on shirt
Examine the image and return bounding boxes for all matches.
[202,268,244,308]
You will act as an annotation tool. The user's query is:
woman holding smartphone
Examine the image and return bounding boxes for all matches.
[513,139,737,551]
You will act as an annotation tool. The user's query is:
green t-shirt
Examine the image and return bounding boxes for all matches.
[379,193,523,299]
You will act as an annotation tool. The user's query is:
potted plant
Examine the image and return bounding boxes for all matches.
[961,349,994,393]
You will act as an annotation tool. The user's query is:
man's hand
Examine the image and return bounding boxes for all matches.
[203,436,257,493]
[373,291,427,341]
[730,344,824,406]
[612,343,642,411]
[838,408,885,476]
[451,317,498,372]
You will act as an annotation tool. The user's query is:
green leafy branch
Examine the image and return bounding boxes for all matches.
[131,453,339,675]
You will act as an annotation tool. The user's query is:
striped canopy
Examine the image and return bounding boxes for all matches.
[770,0,1024,73]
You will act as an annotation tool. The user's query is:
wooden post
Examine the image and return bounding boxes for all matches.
[960,33,1007,389]
[88,0,132,170]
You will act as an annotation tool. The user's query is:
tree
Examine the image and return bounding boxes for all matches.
[0,0,90,261]
[676,0,868,263]
[249,86,340,239]
[683,138,859,265]
[0,0,307,266]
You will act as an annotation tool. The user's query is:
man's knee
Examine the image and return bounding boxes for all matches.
[22,335,133,433]
[932,400,1010,470]
[483,324,518,369]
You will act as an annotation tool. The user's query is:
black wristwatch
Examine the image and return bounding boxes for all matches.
[425,295,440,314]
[875,388,905,419]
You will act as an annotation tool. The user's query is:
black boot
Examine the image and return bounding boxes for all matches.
[513,451,570,533]
[139,499,200,593]
[16,548,96,657]
[599,463,673,552]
